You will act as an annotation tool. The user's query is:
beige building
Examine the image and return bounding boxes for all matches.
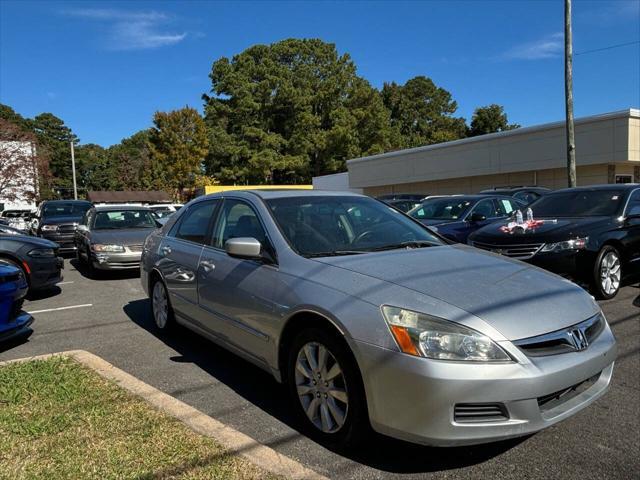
[347,108,639,196]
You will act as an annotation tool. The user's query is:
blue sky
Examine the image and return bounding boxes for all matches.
[1,0,638,146]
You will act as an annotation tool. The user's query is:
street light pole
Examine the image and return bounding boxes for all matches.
[565,0,577,187]
[70,141,78,200]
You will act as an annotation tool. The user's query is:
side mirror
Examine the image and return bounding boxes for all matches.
[225,237,262,259]
[469,212,487,223]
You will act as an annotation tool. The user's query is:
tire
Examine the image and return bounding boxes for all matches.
[151,278,175,331]
[592,245,622,300]
[287,327,368,449]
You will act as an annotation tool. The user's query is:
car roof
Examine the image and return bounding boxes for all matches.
[42,200,92,205]
[202,189,366,201]
[93,205,151,212]
[547,184,639,194]
[422,194,517,201]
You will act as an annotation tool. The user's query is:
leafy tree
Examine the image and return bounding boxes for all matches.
[107,130,160,190]
[0,104,30,132]
[148,107,209,197]
[203,38,395,184]
[382,76,467,149]
[468,104,520,137]
[30,113,79,195]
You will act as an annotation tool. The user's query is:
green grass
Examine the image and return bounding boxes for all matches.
[0,356,278,480]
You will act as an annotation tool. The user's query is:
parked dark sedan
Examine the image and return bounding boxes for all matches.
[469,185,640,299]
[0,234,63,293]
[408,195,526,243]
[479,186,551,205]
[30,200,93,253]
[75,205,160,272]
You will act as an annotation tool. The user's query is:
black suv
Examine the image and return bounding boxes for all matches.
[30,200,92,253]
[469,184,640,299]
[478,186,550,205]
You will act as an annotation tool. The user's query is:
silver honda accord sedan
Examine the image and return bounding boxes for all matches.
[140,190,616,447]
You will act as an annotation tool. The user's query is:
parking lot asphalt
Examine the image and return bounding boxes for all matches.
[0,258,638,480]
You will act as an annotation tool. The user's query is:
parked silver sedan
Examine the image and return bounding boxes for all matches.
[140,190,616,447]
[76,205,159,272]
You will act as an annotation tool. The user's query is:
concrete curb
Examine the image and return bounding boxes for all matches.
[0,350,329,480]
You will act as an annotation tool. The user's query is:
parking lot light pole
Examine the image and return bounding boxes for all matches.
[70,141,78,200]
[565,0,577,188]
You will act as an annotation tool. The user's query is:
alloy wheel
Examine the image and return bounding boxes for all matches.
[600,251,621,296]
[295,342,349,434]
[152,281,169,329]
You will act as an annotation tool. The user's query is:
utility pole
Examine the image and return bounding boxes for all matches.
[70,142,78,200]
[565,0,577,187]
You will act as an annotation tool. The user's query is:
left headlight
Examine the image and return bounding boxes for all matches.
[28,248,56,258]
[382,305,512,362]
[91,244,125,253]
[541,237,588,253]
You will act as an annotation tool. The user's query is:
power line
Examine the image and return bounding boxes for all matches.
[575,40,640,56]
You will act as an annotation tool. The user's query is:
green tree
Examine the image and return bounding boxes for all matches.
[30,113,79,196]
[148,107,209,197]
[382,76,467,149]
[107,129,160,190]
[203,38,394,184]
[468,104,520,137]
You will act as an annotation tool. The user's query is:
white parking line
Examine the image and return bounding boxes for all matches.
[28,304,93,314]
[56,281,75,286]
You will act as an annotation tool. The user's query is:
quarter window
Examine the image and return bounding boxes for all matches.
[173,200,219,245]
[212,199,267,249]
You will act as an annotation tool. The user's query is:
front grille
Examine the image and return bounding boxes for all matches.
[57,224,77,233]
[514,313,605,357]
[537,372,601,412]
[454,403,509,423]
[472,240,544,259]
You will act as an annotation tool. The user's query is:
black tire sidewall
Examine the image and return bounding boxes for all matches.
[286,327,368,449]
[592,245,621,300]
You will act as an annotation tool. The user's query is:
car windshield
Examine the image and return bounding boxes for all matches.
[409,198,473,220]
[93,210,157,229]
[267,196,443,257]
[529,190,625,217]
[43,203,91,218]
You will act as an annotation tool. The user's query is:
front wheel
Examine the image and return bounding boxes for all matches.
[592,245,622,300]
[287,328,368,448]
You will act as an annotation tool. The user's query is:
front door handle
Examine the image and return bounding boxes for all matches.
[160,245,172,256]
[199,260,215,273]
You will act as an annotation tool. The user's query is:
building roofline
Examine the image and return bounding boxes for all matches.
[348,108,639,166]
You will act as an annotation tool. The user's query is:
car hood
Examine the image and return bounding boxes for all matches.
[0,234,58,248]
[90,228,155,246]
[313,245,599,340]
[42,216,83,225]
[470,216,611,244]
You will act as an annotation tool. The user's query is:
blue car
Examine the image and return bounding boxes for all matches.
[0,262,33,342]
[408,195,526,243]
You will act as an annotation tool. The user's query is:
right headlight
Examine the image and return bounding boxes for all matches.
[382,305,512,362]
[91,244,125,253]
[40,224,58,232]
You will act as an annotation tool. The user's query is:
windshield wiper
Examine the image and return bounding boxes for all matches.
[368,240,437,252]
[306,250,368,258]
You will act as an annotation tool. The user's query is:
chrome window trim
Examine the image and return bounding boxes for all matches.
[622,187,640,218]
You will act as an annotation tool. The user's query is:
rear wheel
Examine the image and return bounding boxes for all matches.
[592,245,622,300]
[151,278,174,330]
[287,327,368,448]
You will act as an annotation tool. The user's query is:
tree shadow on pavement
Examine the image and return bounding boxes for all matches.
[123,298,527,474]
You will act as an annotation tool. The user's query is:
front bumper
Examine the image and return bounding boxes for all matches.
[0,311,34,342]
[28,256,64,290]
[354,322,616,446]
[40,232,76,252]
[92,251,142,270]
[525,250,596,282]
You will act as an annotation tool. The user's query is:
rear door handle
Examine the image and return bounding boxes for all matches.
[160,245,172,256]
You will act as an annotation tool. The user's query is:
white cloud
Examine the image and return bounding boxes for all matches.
[499,33,564,61]
[64,8,186,50]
